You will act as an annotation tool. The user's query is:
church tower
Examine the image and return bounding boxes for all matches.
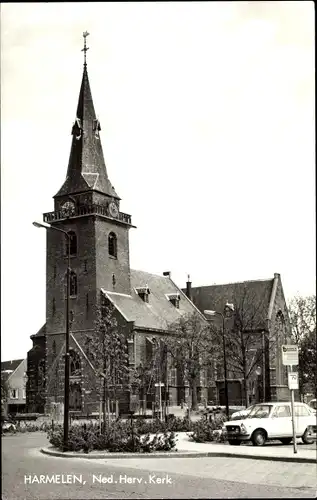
[44,33,135,340]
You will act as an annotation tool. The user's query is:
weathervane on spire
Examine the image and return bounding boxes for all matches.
[82,31,90,66]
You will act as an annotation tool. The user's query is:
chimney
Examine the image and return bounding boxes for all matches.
[163,271,171,277]
[186,274,192,300]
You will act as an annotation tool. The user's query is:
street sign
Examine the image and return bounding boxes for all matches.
[288,372,299,390]
[154,383,165,387]
[282,345,299,366]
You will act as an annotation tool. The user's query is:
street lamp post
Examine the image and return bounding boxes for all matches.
[204,303,234,421]
[33,221,71,452]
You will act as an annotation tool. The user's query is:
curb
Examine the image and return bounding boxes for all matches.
[40,447,316,464]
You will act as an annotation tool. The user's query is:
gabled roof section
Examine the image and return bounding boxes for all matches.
[102,270,202,332]
[187,279,275,331]
[1,359,24,374]
[55,64,119,199]
[31,323,46,339]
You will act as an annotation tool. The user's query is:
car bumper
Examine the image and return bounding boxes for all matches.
[224,432,251,441]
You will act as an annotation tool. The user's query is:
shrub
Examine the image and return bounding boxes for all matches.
[47,422,177,453]
[14,421,53,433]
[129,415,191,434]
[188,415,226,443]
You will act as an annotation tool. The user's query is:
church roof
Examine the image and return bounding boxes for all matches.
[102,270,204,332]
[187,278,276,331]
[55,63,119,199]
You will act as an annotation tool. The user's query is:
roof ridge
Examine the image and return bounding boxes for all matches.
[191,278,273,288]
[130,269,170,280]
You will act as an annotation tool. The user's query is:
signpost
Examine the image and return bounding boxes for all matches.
[282,345,299,366]
[282,345,299,454]
[288,372,299,390]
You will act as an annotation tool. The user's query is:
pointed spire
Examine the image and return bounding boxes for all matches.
[55,33,119,200]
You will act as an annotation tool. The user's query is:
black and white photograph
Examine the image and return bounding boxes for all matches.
[1,2,316,499]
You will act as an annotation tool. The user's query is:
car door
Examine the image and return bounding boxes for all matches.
[270,404,292,438]
[294,404,312,435]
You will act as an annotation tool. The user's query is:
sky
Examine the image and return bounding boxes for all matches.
[1,2,315,361]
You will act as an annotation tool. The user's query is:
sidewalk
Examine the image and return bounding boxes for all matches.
[41,432,317,464]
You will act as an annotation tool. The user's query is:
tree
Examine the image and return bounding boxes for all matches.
[84,299,129,424]
[165,312,216,413]
[1,375,10,418]
[211,285,275,406]
[288,295,316,398]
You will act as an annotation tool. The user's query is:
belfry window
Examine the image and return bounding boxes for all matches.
[108,232,117,258]
[66,231,77,257]
[69,271,78,297]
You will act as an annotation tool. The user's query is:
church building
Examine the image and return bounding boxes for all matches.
[27,35,291,415]
[26,36,206,415]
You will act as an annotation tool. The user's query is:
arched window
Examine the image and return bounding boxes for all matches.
[69,350,81,376]
[69,271,77,297]
[66,231,77,256]
[108,232,117,258]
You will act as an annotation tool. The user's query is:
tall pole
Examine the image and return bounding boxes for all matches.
[290,366,298,454]
[222,313,229,420]
[63,233,70,452]
[262,331,266,402]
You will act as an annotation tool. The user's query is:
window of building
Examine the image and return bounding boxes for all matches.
[200,370,207,387]
[166,293,180,309]
[108,232,117,258]
[66,231,77,257]
[84,260,87,273]
[23,389,26,399]
[136,286,150,303]
[168,368,177,386]
[86,293,89,317]
[52,297,56,316]
[128,339,135,365]
[11,389,18,399]
[69,271,78,297]
[70,350,81,376]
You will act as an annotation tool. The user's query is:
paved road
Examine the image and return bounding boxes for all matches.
[2,433,316,499]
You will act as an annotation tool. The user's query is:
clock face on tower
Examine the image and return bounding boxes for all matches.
[108,202,119,218]
[61,201,76,217]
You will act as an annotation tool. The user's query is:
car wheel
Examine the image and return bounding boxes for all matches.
[280,438,292,445]
[228,440,241,445]
[302,429,314,445]
[252,429,266,446]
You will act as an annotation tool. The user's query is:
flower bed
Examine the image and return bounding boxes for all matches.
[47,421,177,453]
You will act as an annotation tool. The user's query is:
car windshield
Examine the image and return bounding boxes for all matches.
[246,404,273,419]
[309,400,316,410]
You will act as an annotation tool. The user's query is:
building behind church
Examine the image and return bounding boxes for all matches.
[27,38,292,416]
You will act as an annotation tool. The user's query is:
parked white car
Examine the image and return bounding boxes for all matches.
[223,402,316,446]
